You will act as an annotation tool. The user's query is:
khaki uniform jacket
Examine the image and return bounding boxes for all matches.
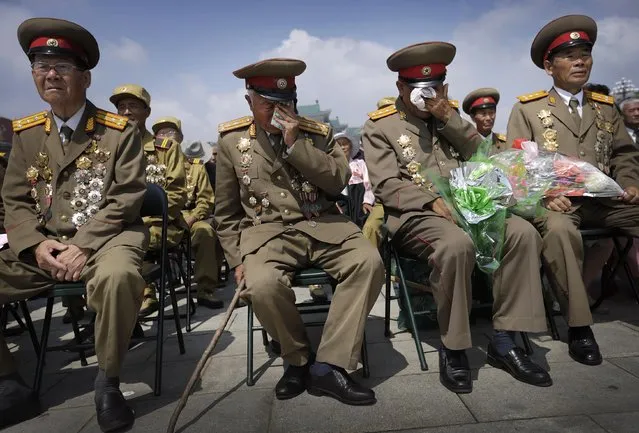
[182,158,215,221]
[214,117,359,268]
[506,88,639,191]
[3,101,147,257]
[490,132,507,153]
[363,98,482,237]
[141,130,187,226]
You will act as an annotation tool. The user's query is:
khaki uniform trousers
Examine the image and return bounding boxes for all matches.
[362,202,385,249]
[533,199,639,327]
[190,220,219,292]
[148,223,184,251]
[0,243,145,377]
[394,212,547,350]
[243,230,384,370]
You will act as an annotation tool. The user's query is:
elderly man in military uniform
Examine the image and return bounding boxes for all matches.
[363,42,550,394]
[462,88,507,152]
[153,116,184,144]
[215,58,383,405]
[110,86,187,316]
[507,15,639,366]
[180,140,223,308]
[0,18,147,431]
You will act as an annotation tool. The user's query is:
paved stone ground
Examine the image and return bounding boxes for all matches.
[4,277,639,433]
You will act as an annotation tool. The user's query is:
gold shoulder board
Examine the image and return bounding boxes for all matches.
[586,91,614,105]
[192,158,202,164]
[218,116,253,134]
[496,133,506,141]
[448,99,459,109]
[12,111,48,132]
[154,138,173,150]
[298,116,330,137]
[516,90,549,103]
[95,109,128,131]
[368,105,397,120]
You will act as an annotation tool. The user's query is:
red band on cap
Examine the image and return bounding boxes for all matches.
[246,76,295,90]
[471,96,496,109]
[29,36,86,57]
[545,31,591,60]
[398,64,446,80]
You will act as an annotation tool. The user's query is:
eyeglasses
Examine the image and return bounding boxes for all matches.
[31,61,80,76]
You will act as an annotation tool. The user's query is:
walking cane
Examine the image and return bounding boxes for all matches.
[166,280,246,433]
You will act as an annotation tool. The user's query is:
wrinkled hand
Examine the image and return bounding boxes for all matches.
[185,216,197,228]
[56,244,90,282]
[362,203,374,214]
[423,84,452,123]
[34,240,68,278]
[234,264,245,286]
[272,104,300,147]
[621,186,639,204]
[544,195,572,212]
[430,197,454,224]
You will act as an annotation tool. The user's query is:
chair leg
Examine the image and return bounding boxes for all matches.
[520,332,534,355]
[393,249,428,371]
[247,304,255,386]
[361,331,370,378]
[168,284,185,355]
[540,268,561,341]
[19,301,40,357]
[34,296,54,394]
[8,303,27,331]
[614,238,639,305]
[383,240,392,338]
[261,330,269,349]
[69,311,88,367]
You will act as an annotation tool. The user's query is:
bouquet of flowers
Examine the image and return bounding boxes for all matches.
[490,140,623,214]
[426,138,514,273]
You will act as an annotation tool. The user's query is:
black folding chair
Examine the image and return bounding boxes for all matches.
[246,268,370,386]
[31,184,185,396]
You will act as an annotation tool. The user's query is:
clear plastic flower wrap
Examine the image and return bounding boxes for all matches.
[425,138,514,273]
[490,141,623,206]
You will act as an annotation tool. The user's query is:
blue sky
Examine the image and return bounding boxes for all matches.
[1,0,638,138]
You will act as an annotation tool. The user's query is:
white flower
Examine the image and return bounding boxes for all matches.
[237,137,251,152]
[397,134,411,148]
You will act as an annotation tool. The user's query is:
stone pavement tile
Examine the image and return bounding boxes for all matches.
[591,411,639,433]
[161,329,246,362]
[269,374,474,433]
[459,361,639,422]
[607,356,639,379]
[393,415,605,433]
[3,406,95,433]
[591,321,639,358]
[78,388,273,433]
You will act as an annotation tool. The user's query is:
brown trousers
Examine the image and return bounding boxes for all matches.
[0,242,145,377]
[243,230,384,370]
[394,212,547,350]
[190,221,219,291]
[534,199,639,327]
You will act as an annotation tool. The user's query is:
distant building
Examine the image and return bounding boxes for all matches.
[0,117,12,144]
[298,100,362,139]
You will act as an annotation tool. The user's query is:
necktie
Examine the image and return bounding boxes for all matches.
[569,98,581,129]
[60,125,73,153]
[633,129,639,146]
[272,134,283,156]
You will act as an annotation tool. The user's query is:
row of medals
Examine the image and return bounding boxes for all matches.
[26,137,110,228]
[236,133,321,227]
[145,154,168,187]
[537,105,613,174]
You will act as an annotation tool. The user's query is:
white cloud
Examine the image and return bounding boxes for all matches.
[103,37,148,65]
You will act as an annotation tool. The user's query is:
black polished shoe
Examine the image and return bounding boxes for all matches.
[568,328,603,366]
[439,348,472,394]
[0,373,42,429]
[486,344,552,386]
[95,389,134,432]
[307,366,376,405]
[275,364,309,400]
[197,293,224,310]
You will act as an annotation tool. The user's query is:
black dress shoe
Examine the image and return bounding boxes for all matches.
[439,348,472,394]
[0,374,42,429]
[568,328,603,366]
[95,389,134,432]
[307,366,376,405]
[486,344,552,387]
[275,364,309,400]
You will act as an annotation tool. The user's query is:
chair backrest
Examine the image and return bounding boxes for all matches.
[140,183,168,219]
